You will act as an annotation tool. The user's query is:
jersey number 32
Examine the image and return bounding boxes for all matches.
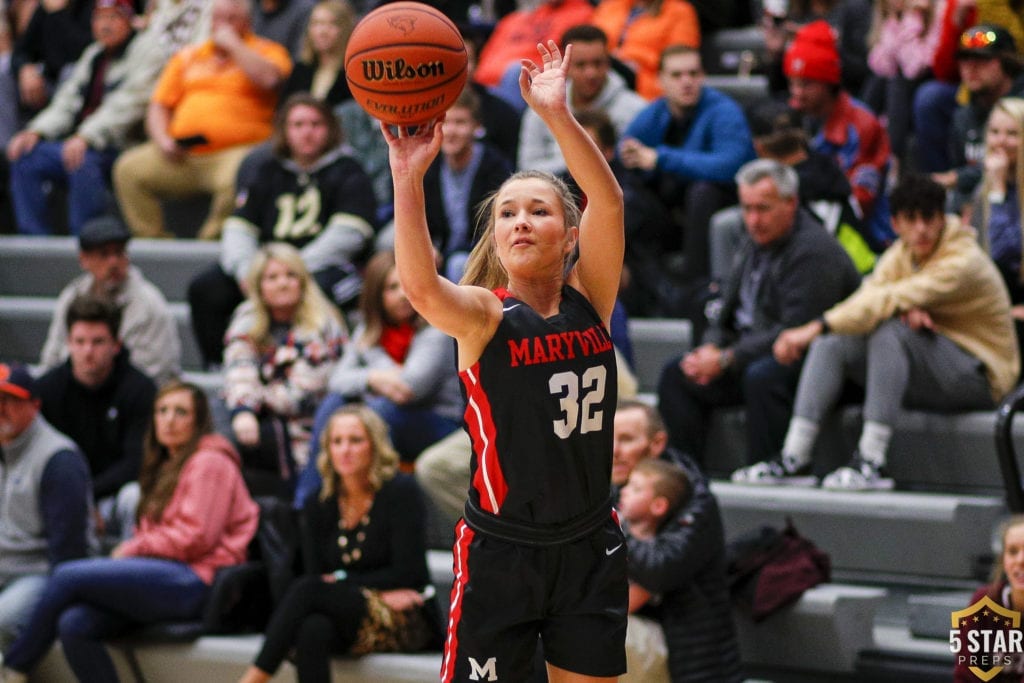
[549,366,607,439]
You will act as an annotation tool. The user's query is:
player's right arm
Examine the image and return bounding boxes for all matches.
[384,120,502,365]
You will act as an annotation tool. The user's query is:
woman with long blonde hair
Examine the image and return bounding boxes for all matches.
[280,0,356,107]
[973,96,1024,369]
[223,242,347,497]
[239,404,438,683]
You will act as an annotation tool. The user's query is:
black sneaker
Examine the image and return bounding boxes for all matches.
[730,454,818,486]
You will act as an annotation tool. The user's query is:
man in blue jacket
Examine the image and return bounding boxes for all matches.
[620,45,755,284]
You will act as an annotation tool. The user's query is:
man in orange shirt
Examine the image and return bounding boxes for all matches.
[112,0,291,239]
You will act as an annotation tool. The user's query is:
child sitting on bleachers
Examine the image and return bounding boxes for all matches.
[618,458,743,682]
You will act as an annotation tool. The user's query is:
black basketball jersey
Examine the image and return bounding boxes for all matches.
[460,285,618,528]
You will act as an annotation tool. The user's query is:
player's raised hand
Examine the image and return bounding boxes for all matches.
[519,40,571,116]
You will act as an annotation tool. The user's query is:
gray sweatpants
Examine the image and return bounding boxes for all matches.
[794,319,994,425]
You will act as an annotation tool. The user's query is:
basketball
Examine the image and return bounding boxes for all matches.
[344,2,468,126]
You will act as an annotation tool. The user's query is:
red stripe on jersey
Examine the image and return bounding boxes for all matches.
[440,520,475,682]
[460,363,508,513]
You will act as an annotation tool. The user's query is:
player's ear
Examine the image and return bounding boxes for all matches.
[564,225,579,254]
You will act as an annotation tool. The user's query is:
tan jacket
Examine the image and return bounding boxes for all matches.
[824,215,1020,401]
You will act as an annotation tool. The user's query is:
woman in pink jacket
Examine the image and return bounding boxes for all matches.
[1,380,259,683]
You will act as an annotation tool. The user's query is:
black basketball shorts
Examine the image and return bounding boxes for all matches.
[439,516,628,682]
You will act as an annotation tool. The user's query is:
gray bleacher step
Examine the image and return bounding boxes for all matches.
[704,75,770,108]
[626,317,691,394]
[0,235,219,301]
[737,583,886,673]
[856,623,955,681]
[0,296,204,371]
[908,591,977,639]
[712,482,1007,583]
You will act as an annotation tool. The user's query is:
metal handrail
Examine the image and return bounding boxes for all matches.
[995,382,1024,512]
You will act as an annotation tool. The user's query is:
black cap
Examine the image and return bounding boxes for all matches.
[957,24,1016,58]
[79,215,131,251]
[746,98,804,138]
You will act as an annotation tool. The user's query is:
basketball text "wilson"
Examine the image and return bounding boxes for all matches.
[361,58,445,81]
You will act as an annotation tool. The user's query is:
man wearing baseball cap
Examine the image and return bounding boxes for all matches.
[931,24,1024,208]
[783,20,894,252]
[0,362,92,650]
[38,214,181,384]
[6,0,167,236]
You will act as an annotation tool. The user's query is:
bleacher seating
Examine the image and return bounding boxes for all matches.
[2,234,1018,682]
[30,552,891,682]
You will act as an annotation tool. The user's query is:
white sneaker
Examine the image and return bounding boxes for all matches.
[821,454,895,491]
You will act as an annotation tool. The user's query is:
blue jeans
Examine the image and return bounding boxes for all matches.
[911,80,958,173]
[0,574,47,651]
[10,140,118,235]
[3,557,208,682]
[293,393,461,507]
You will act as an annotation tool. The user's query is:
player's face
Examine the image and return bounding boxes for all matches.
[68,321,121,388]
[659,51,704,111]
[308,5,343,55]
[259,258,304,319]
[567,40,610,104]
[617,471,658,525]
[0,394,38,444]
[612,407,655,487]
[285,104,330,165]
[328,413,373,480]
[79,242,129,293]
[739,177,797,246]
[892,210,945,261]
[381,266,415,325]
[1004,523,1024,592]
[153,389,197,454]
[440,105,478,158]
[986,108,1021,169]
[493,178,576,278]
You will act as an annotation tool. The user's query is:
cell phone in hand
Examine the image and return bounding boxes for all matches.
[175,134,209,149]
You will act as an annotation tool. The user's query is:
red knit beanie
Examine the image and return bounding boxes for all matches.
[784,20,841,85]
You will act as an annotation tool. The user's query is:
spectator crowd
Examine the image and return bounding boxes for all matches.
[2,0,1024,678]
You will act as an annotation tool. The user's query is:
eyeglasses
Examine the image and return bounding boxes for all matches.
[960,29,1001,51]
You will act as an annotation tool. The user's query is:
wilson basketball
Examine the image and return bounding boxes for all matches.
[345,2,468,126]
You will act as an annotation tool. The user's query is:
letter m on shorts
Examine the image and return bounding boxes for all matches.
[468,656,498,681]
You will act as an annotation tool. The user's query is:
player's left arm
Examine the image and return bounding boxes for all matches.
[522,41,624,326]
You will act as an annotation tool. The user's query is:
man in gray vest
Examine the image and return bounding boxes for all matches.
[0,363,92,649]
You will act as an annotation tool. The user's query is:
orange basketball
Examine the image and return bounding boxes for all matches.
[344,2,468,126]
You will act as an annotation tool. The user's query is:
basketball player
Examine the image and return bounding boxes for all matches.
[383,41,627,683]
